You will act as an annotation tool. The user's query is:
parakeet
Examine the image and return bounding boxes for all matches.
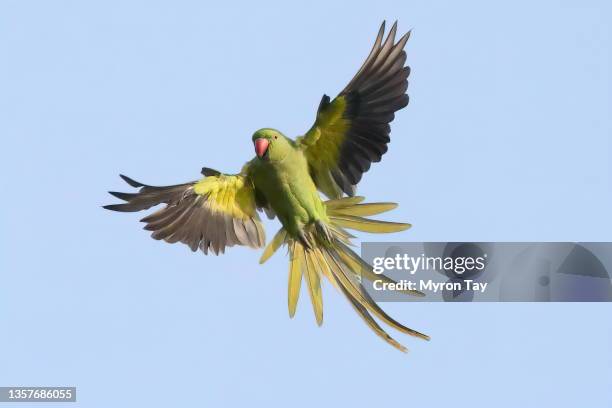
[105,21,429,352]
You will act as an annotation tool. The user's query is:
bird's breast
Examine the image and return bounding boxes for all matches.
[253,151,323,226]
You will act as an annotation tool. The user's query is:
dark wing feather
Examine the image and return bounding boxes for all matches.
[297,21,411,198]
[104,171,265,255]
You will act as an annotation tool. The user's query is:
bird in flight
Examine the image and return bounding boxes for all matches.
[105,21,429,352]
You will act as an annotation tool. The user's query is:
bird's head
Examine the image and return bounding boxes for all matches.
[252,128,291,162]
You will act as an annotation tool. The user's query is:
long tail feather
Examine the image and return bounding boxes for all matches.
[327,202,398,217]
[288,241,304,318]
[303,248,324,325]
[320,249,407,350]
[331,265,408,352]
[329,214,411,233]
[267,196,427,352]
[326,247,429,341]
[324,196,365,209]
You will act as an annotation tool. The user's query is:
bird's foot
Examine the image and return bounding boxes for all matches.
[314,220,333,245]
[297,229,314,251]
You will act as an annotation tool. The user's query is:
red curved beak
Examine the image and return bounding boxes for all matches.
[254,138,269,158]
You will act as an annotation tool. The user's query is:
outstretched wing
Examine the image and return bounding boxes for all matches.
[296,21,410,198]
[104,170,265,255]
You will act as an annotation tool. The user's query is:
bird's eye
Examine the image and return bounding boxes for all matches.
[274,135,278,140]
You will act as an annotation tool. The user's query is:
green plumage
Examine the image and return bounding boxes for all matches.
[247,129,329,239]
[105,21,428,352]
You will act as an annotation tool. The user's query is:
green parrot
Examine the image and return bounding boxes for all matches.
[105,21,429,352]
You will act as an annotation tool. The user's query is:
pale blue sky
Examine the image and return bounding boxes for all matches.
[1,0,611,407]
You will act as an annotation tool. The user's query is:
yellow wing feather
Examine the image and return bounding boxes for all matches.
[194,174,258,221]
[105,171,264,255]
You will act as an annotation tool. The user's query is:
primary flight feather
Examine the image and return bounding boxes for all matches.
[105,21,428,352]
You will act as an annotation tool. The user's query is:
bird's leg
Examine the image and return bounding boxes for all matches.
[314,220,333,246]
[297,228,313,251]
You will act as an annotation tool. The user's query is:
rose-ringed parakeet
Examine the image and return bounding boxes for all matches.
[105,21,429,352]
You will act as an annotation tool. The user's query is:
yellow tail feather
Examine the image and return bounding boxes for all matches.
[288,241,303,318]
[324,196,365,209]
[303,248,324,326]
[327,202,398,217]
[259,196,428,351]
[329,214,412,233]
